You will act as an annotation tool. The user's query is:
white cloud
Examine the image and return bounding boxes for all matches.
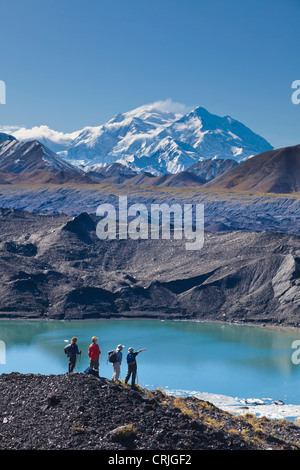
[144,98,192,115]
[0,125,80,145]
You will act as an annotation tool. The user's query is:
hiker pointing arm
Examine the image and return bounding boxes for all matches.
[125,347,146,388]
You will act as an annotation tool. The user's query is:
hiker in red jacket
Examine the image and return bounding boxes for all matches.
[88,336,101,375]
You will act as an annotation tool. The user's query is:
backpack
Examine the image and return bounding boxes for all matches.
[64,344,72,356]
[108,350,118,363]
[127,353,136,365]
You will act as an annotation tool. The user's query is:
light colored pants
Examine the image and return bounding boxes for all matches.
[112,361,121,381]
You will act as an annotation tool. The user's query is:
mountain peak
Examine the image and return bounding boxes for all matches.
[193,106,213,116]
[0,132,17,143]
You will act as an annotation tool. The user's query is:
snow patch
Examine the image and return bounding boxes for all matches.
[164,388,300,422]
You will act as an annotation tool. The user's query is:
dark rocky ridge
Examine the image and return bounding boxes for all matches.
[204,144,300,194]
[1,372,300,450]
[0,207,299,326]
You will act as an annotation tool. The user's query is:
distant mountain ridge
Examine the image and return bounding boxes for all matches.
[1,101,273,174]
[0,139,81,174]
[0,132,299,194]
[185,158,238,181]
[0,138,95,185]
[0,132,236,187]
[204,144,300,194]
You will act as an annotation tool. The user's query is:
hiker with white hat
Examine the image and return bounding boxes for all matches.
[125,347,146,388]
[109,344,124,382]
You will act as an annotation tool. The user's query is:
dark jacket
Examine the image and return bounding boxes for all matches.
[127,352,138,365]
[67,343,80,357]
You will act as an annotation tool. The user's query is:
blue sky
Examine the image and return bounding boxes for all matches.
[0,0,299,148]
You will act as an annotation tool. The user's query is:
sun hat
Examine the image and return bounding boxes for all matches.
[92,336,98,341]
[128,347,134,352]
[117,344,124,350]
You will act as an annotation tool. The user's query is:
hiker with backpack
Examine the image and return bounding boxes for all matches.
[108,344,124,382]
[88,336,101,376]
[125,347,146,388]
[64,337,82,373]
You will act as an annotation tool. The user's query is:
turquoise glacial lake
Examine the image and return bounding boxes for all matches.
[1,319,300,407]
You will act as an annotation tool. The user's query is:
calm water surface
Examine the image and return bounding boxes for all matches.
[1,319,300,404]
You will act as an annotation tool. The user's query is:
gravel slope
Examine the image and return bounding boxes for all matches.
[1,372,300,450]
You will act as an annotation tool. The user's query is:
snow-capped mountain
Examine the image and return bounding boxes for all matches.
[158,107,273,161]
[65,101,185,171]
[1,100,273,174]
[68,104,272,173]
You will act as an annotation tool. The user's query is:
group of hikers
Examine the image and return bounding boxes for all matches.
[64,336,146,388]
